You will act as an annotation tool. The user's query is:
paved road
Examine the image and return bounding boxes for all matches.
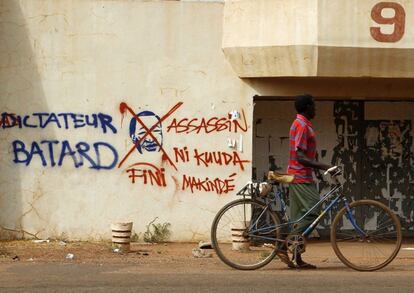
[1,260,414,292]
[1,242,414,292]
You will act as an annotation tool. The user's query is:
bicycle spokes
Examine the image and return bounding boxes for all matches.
[331,200,402,271]
[211,199,282,270]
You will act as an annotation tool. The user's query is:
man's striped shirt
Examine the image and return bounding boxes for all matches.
[288,114,316,183]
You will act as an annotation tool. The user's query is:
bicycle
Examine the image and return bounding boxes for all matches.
[211,166,402,271]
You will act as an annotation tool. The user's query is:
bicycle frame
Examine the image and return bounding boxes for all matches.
[213,170,402,272]
[245,180,367,243]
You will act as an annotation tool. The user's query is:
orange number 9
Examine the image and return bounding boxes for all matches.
[370,2,405,43]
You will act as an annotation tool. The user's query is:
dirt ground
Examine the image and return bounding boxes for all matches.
[0,240,201,265]
[1,239,414,268]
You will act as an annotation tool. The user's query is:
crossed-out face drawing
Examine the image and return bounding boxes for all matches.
[129,111,163,154]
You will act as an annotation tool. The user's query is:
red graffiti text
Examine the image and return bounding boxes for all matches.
[126,162,166,187]
[173,147,190,163]
[182,173,237,195]
[166,110,247,134]
[0,113,18,127]
[194,149,249,171]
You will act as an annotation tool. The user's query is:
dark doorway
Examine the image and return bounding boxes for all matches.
[253,97,414,236]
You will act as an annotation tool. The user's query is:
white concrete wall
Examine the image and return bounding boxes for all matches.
[0,0,254,241]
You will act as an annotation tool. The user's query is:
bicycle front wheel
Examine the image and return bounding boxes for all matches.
[211,198,281,270]
[331,199,402,271]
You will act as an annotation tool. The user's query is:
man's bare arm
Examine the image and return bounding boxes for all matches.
[297,149,331,170]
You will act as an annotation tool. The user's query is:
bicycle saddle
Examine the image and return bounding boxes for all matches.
[267,171,294,184]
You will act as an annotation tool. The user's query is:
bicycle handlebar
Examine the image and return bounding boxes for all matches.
[324,165,342,177]
[324,166,338,176]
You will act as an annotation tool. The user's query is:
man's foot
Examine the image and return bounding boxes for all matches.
[275,249,296,268]
[294,260,317,269]
[293,255,317,269]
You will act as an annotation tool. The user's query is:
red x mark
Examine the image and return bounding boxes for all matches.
[118,102,183,170]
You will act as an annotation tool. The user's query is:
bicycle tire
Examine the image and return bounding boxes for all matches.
[211,198,281,270]
[331,199,402,271]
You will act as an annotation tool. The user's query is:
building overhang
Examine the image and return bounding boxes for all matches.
[223,0,414,78]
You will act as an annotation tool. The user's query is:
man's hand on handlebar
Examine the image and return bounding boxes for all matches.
[324,166,341,176]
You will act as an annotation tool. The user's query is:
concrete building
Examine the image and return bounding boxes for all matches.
[1,0,413,240]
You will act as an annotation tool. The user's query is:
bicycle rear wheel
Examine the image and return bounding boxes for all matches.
[331,199,402,271]
[211,198,281,270]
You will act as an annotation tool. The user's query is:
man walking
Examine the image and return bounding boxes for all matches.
[278,94,333,269]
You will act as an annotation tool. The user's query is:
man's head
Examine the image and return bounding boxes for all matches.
[129,111,163,154]
[295,94,315,119]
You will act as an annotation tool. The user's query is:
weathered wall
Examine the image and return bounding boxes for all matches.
[253,100,414,235]
[0,0,254,240]
[223,0,414,77]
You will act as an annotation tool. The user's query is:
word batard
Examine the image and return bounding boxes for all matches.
[12,140,118,170]
[0,112,117,134]
[166,110,247,134]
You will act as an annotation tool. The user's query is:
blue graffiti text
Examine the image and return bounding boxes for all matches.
[1,112,117,134]
[12,139,118,170]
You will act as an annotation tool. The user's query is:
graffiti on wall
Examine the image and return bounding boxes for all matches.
[1,112,119,169]
[1,102,249,196]
[118,102,249,195]
[0,112,116,132]
[129,111,164,154]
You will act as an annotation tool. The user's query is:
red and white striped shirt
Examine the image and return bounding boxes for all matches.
[288,114,316,183]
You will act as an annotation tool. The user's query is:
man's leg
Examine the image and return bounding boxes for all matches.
[289,183,320,233]
[289,183,320,268]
